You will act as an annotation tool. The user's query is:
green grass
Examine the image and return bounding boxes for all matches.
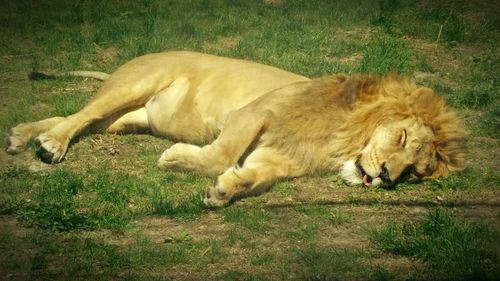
[15,167,147,231]
[358,32,415,74]
[428,166,499,191]
[220,207,273,233]
[0,0,499,279]
[293,247,374,280]
[371,209,500,281]
[300,205,353,225]
[151,188,206,219]
[375,0,498,44]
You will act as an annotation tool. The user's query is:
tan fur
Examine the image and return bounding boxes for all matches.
[6,51,308,160]
[201,74,466,206]
[6,52,465,207]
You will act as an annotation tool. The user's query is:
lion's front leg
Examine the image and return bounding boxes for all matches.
[157,109,273,175]
[203,147,304,207]
[157,143,215,173]
[157,140,249,175]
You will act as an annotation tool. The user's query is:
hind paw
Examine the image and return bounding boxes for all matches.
[5,135,27,155]
[5,125,32,155]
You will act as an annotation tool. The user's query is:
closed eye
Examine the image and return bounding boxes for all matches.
[400,129,407,147]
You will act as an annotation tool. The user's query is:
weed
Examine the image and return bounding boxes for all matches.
[164,230,192,244]
[444,85,497,110]
[59,234,190,279]
[225,227,264,249]
[328,208,353,226]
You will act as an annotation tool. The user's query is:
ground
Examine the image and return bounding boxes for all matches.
[0,0,499,280]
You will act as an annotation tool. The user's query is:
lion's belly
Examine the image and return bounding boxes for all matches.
[145,76,253,144]
[145,74,307,144]
[145,77,216,143]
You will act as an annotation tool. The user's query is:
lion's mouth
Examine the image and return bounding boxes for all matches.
[355,159,373,187]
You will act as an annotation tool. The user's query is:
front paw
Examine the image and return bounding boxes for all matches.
[34,133,68,164]
[203,185,231,208]
[157,143,201,171]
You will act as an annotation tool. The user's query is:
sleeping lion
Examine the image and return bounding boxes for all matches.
[6,51,466,207]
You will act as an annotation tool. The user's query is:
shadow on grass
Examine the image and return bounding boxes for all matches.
[261,198,500,210]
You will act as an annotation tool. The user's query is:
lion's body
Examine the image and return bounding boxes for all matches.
[108,52,309,143]
[7,51,308,160]
[6,51,465,207]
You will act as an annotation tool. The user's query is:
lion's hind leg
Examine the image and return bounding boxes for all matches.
[34,83,160,164]
[104,107,150,134]
[34,105,151,163]
[6,117,65,154]
[203,147,304,207]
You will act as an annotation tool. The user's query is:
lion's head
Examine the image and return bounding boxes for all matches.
[337,75,466,188]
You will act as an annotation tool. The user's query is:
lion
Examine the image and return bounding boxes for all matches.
[5,51,466,207]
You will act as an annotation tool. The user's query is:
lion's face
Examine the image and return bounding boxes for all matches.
[341,117,437,188]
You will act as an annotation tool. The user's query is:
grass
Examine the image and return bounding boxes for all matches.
[151,188,207,219]
[293,247,373,280]
[358,32,415,74]
[371,209,500,281]
[428,166,500,191]
[220,207,273,233]
[0,0,499,280]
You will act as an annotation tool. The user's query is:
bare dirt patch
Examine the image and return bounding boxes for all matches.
[0,215,31,238]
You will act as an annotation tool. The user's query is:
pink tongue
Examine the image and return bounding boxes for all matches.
[363,175,372,187]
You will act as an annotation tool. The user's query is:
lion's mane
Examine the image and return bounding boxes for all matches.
[326,74,466,178]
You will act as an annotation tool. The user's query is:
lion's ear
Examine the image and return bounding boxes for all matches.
[409,87,466,179]
[431,145,466,179]
[430,115,467,179]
